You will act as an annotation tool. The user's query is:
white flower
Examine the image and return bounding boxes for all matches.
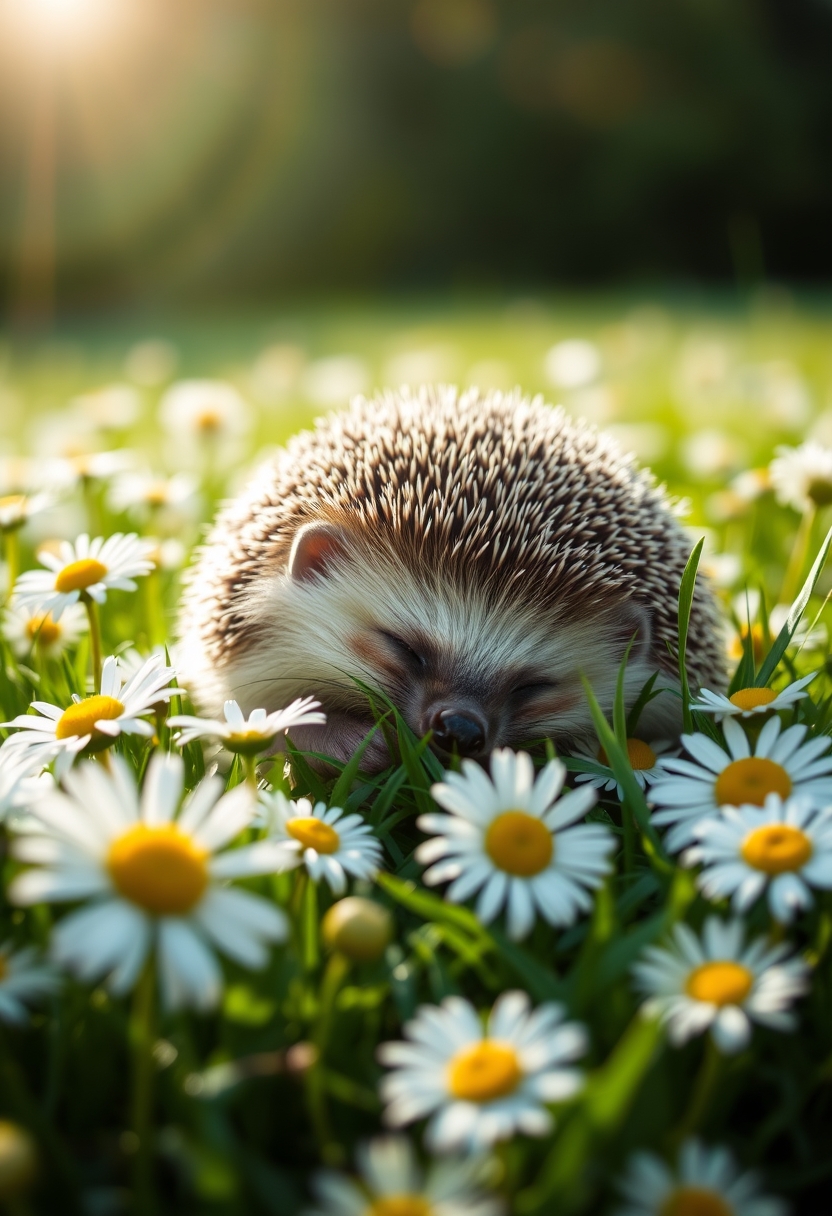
[9,753,289,1010]
[107,470,198,521]
[0,944,59,1025]
[169,697,325,757]
[683,794,832,924]
[573,737,676,798]
[378,990,587,1152]
[45,450,134,490]
[648,716,832,852]
[260,792,382,895]
[614,1139,787,1216]
[2,602,87,661]
[13,532,155,621]
[0,653,182,774]
[543,339,601,389]
[305,1135,504,1216]
[158,380,251,439]
[633,916,808,1054]
[416,749,614,941]
[692,674,817,721]
[0,754,51,823]
[0,492,52,533]
[769,439,832,512]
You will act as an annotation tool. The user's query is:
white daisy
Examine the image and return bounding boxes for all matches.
[769,439,832,512]
[0,493,52,534]
[692,674,817,721]
[614,1139,787,1216]
[648,716,832,852]
[0,944,59,1025]
[0,753,52,822]
[632,916,809,1054]
[574,737,676,798]
[683,794,832,924]
[12,532,155,621]
[305,1135,504,1216]
[2,602,87,661]
[107,470,199,521]
[378,990,587,1153]
[260,791,382,895]
[44,450,134,491]
[8,753,289,1010]
[158,380,251,440]
[169,697,325,757]
[416,749,614,941]
[0,653,183,774]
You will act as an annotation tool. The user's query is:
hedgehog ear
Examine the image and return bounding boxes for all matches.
[609,602,652,664]
[287,522,351,583]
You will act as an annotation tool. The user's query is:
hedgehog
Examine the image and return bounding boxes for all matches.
[178,385,726,771]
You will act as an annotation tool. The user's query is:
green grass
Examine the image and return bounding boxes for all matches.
[1,296,832,1214]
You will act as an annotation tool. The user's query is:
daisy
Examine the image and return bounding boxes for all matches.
[107,470,198,521]
[169,697,325,757]
[769,439,832,512]
[0,652,182,774]
[0,944,59,1025]
[683,794,832,923]
[692,673,817,721]
[0,754,52,823]
[8,753,289,1010]
[12,533,155,621]
[632,916,808,1054]
[614,1139,787,1216]
[2,602,87,661]
[305,1135,504,1216]
[416,749,614,941]
[0,493,52,534]
[158,380,251,440]
[378,990,587,1152]
[648,716,832,852]
[574,737,676,798]
[260,791,382,895]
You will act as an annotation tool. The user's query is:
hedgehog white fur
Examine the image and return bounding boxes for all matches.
[178,385,726,770]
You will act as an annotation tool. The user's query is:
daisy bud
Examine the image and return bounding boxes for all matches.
[0,1122,37,1199]
[322,897,393,962]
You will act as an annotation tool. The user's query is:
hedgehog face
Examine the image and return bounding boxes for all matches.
[208,522,681,771]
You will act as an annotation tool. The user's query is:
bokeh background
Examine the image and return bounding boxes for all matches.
[2,0,832,316]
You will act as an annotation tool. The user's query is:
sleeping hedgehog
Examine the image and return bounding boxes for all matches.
[178,385,726,771]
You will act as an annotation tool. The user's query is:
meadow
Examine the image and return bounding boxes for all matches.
[1,294,832,1216]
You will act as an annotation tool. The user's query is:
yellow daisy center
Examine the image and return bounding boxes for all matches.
[144,483,169,506]
[728,687,777,711]
[108,824,209,915]
[447,1040,522,1103]
[659,1188,733,1216]
[729,624,766,665]
[598,738,657,770]
[713,757,791,807]
[485,810,553,877]
[286,817,340,854]
[55,695,124,740]
[25,614,62,648]
[196,409,222,432]
[368,1198,432,1216]
[0,494,26,512]
[54,558,108,594]
[741,823,813,875]
[685,961,754,1006]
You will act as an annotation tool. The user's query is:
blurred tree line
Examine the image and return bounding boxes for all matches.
[0,0,831,313]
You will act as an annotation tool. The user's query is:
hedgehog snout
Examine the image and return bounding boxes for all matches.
[421,704,490,758]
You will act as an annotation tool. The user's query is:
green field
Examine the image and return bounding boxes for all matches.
[1,296,832,1215]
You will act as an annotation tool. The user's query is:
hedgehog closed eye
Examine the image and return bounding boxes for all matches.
[379,631,427,667]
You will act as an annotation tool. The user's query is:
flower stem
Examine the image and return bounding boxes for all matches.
[305,951,350,1165]
[82,593,103,691]
[669,1036,722,1149]
[4,528,19,600]
[130,959,157,1215]
[243,754,258,788]
[781,503,815,606]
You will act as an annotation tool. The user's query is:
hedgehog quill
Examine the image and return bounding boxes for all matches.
[179,385,726,771]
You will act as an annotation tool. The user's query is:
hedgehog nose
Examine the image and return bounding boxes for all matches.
[425,707,487,756]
